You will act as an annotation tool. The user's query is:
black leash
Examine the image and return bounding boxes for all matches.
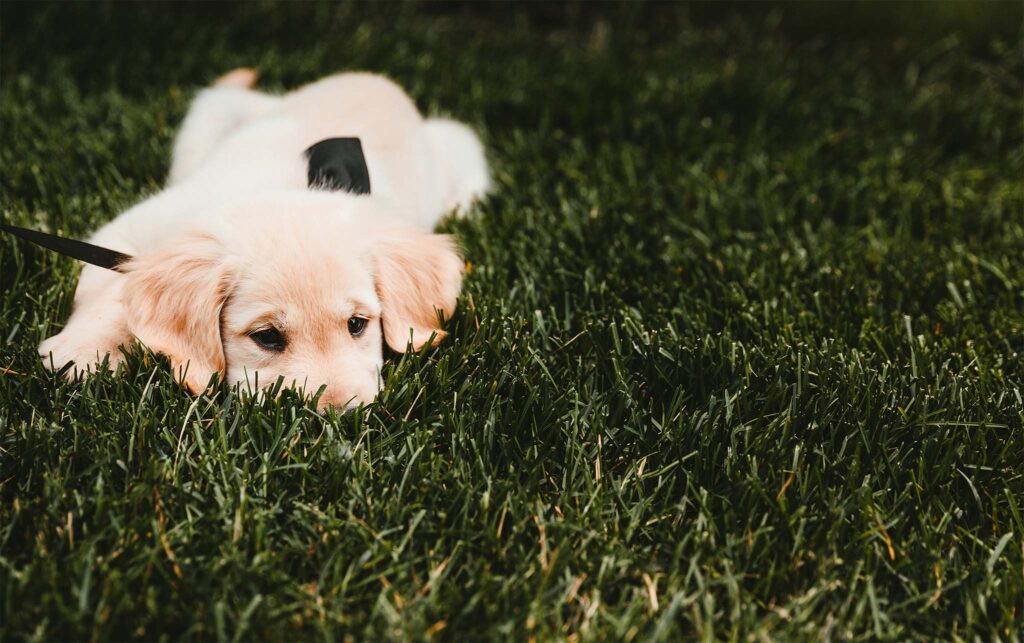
[2,137,371,273]
[1,223,133,272]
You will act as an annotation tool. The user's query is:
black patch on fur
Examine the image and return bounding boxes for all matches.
[305,138,371,195]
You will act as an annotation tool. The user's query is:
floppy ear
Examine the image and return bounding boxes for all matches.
[121,232,232,393]
[373,229,464,352]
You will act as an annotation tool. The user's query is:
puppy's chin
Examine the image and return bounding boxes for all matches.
[311,373,384,412]
[314,390,375,414]
[225,367,381,413]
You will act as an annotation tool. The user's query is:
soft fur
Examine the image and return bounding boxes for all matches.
[38,70,489,409]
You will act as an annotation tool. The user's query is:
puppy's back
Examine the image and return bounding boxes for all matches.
[186,73,447,228]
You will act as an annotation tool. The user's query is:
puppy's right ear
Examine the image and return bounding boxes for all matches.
[121,232,232,393]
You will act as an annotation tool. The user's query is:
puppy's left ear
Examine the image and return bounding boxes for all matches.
[121,232,233,393]
[373,228,464,352]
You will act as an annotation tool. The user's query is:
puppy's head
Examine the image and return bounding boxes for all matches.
[121,195,463,410]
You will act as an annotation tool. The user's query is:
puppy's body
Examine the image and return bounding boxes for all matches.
[92,72,486,255]
[40,72,488,408]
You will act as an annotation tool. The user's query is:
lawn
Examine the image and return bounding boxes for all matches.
[1,2,1022,640]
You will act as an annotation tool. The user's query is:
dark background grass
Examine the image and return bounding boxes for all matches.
[2,1,1023,640]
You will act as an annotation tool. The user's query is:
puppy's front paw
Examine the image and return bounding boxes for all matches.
[39,331,126,380]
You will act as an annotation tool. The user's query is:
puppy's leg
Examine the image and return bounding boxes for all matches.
[168,69,281,185]
[424,118,491,214]
[38,268,131,378]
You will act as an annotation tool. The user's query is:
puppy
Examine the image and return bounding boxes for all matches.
[38,70,490,409]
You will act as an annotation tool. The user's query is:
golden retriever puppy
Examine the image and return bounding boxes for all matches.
[38,70,489,409]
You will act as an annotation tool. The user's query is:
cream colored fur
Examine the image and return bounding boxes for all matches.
[38,70,489,409]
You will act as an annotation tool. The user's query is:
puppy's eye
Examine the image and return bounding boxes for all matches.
[348,316,368,337]
[249,327,286,352]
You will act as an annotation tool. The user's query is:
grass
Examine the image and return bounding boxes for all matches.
[1,2,1023,640]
